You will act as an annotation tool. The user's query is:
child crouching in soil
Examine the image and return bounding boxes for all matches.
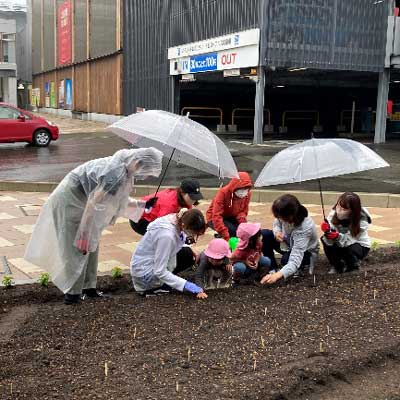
[194,239,233,296]
[231,222,272,283]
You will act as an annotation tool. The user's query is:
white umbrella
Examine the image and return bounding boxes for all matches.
[255,138,389,218]
[109,110,239,183]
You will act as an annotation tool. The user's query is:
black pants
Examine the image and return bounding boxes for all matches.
[322,240,369,272]
[281,250,311,268]
[261,229,282,270]
[207,217,239,238]
[129,218,195,273]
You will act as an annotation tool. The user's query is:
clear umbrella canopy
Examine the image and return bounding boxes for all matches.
[109,110,239,179]
[255,138,389,187]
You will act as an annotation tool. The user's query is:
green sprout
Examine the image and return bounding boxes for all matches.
[38,272,50,287]
[2,275,14,289]
[371,241,379,251]
[111,266,123,279]
[395,240,400,249]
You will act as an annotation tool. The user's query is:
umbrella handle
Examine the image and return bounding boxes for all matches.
[154,148,176,196]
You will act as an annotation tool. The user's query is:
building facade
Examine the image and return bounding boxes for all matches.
[30,0,122,121]
[123,0,391,142]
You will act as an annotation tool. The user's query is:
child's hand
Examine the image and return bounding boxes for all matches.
[261,271,283,284]
[275,232,284,242]
[225,264,233,273]
[197,292,208,300]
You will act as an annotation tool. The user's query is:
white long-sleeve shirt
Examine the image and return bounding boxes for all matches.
[130,214,187,292]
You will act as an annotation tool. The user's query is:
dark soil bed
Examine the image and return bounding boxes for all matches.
[1,248,400,399]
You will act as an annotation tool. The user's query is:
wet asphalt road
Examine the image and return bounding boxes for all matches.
[0,131,399,193]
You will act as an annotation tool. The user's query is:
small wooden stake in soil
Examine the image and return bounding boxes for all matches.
[373,289,377,300]
[133,327,137,339]
[176,381,179,392]
[384,313,388,322]
[261,336,265,349]
[264,307,267,316]
[104,362,108,377]
[319,342,324,353]
[187,346,191,363]
[313,274,316,286]
[253,358,257,371]
[327,326,330,335]
[315,298,318,306]
[10,383,12,395]
[365,271,367,279]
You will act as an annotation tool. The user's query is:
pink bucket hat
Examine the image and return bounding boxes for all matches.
[204,238,232,259]
[236,222,262,250]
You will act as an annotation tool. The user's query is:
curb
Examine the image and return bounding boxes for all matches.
[1,181,399,208]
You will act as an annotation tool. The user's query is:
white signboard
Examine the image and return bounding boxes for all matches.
[169,44,259,75]
[168,28,260,59]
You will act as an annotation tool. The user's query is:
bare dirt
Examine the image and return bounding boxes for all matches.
[0,248,400,400]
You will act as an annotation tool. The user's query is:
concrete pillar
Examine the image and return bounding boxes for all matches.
[374,69,390,144]
[8,78,17,106]
[253,67,265,145]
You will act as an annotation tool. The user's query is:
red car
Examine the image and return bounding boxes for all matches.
[0,103,59,147]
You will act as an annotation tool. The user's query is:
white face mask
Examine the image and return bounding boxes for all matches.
[336,206,351,220]
[235,189,249,199]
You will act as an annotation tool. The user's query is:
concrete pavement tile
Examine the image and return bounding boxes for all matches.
[115,217,129,224]
[368,213,383,220]
[0,237,14,247]
[8,258,44,277]
[101,229,112,236]
[97,260,129,273]
[248,210,261,216]
[13,224,35,234]
[0,212,17,220]
[0,195,17,201]
[117,242,138,253]
[369,225,392,233]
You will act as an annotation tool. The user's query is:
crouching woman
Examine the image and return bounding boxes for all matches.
[130,208,207,298]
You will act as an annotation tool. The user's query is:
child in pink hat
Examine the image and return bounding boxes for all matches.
[194,239,233,296]
[231,222,271,283]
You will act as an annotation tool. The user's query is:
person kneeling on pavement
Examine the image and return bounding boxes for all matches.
[194,239,233,295]
[321,192,371,274]
[261,194,319,285]
[231,223,272,283]
[130,208,207,298]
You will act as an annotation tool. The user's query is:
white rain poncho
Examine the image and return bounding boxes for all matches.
[25,147,163,293]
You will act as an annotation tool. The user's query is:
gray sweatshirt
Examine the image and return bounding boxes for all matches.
[130,214,187,292]
[273,217,319,279]
[322,207,371,248]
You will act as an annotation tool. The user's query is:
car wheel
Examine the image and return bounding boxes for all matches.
[33,129,51,147]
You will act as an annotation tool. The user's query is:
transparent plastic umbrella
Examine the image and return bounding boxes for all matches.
[108,110,239,183]
[255,138,389,218]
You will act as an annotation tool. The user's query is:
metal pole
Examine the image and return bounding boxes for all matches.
[350,100,356,136]
[253,67,265,144]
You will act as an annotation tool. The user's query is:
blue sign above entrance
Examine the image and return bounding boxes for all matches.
[189,52,217,73]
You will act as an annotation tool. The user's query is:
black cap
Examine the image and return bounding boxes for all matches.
[180,179,203,201]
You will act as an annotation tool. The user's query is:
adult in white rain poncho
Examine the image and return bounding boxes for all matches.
[25,148,163,304]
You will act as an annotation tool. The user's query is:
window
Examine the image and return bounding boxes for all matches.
[0,106,20,119]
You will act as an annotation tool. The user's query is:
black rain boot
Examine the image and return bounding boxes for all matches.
[64,293,81,305]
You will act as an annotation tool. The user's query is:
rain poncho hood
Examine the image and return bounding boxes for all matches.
[206,172,252,240]
[25,147,163,293]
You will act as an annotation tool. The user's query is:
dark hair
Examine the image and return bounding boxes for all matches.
[271,194,308,226]
[176,187,187,207]
[177,208,206,235]
[248,230,262,249]
[332,192,362,237]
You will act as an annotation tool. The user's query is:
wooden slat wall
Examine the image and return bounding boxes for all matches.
[73,63,88,112]
[89,54,122,115]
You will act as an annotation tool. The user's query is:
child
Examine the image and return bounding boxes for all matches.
[321,192,371,273]
[261,194,319,285]
[231,222,271,282]
[194,239,233,293]
[130,208,207,299]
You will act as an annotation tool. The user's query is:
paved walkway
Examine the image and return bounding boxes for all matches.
[33,111,108,134]
[0,191,399,285]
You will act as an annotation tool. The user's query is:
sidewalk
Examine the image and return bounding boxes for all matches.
[33,111,108,134]
[1,191,399,286]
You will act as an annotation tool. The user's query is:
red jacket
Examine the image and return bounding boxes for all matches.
[141,188,191,222]
[206,172,252,240]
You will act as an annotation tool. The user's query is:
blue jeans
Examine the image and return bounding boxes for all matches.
[233,255,271,278]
